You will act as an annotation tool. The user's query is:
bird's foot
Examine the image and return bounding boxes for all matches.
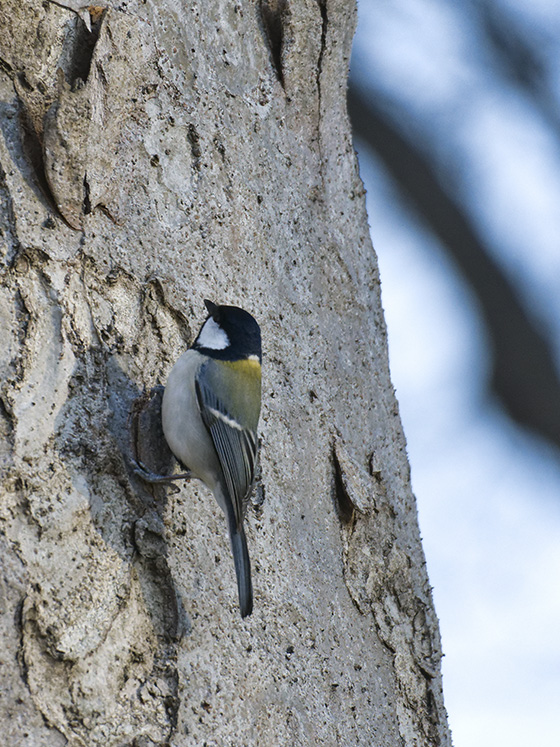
[131,457,192,485]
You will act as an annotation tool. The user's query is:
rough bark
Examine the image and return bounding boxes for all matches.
[0,1,451,745]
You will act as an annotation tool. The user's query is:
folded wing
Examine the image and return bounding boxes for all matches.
[195,372,258,526]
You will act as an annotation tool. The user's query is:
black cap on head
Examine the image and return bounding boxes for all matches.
[195,300,261,361]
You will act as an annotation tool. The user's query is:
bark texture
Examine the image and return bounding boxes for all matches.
[0,1,451,745]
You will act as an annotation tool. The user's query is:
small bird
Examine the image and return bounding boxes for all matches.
[155,299,262,618]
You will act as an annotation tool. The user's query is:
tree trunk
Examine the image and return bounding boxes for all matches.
[0,1,451,745]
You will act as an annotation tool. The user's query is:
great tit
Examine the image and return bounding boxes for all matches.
[160,299,261,618]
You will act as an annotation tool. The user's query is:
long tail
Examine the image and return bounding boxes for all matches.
[229,522,253,618]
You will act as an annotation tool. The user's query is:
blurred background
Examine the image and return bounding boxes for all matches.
[349,1,560,745]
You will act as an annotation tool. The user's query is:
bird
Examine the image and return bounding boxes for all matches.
[136,299,261,618]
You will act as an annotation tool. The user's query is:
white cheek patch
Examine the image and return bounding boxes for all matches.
[198,317,229,350]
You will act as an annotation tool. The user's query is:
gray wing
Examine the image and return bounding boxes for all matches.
[195,376,258,526]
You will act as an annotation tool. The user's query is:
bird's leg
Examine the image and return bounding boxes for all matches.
[131,457,192,484]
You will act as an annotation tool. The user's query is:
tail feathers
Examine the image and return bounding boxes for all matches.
[230,526,253,618]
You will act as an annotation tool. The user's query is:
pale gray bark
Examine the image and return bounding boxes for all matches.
[0,1,451,745]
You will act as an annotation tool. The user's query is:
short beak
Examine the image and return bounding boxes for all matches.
[204,299,218,318]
